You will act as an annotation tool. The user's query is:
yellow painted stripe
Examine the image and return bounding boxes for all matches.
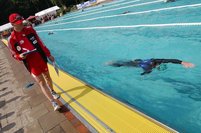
[48,64,176,133]
[1,39,176,133]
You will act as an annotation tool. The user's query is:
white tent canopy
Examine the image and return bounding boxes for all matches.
[0,23,12,32]
[97,0,107,3]
[76,0,97,9]
[35,6,60,18]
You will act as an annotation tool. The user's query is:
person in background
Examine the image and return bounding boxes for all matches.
[122,11,130,14]
[164,0,175,3]
[107,58,195,75]
[8,13,61,111]
[48,32,54,35]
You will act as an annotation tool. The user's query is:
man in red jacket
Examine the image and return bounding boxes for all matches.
[8,13,60,111]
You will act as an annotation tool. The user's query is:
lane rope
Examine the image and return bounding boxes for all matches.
[64,0,139,18]
[37,22,201,32]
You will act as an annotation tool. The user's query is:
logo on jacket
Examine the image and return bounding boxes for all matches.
[33,40,38,44]
[16,46,22,52]
[19,40,24,44]
[30,36,38,45]
[30,36,35,41]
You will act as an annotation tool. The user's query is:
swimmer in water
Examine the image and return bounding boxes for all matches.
[107,58,195,75]
[48,32,54,35]
[122,11,130,14]
[164,0,175,3]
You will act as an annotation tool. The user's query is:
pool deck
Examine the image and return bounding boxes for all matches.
[1,39,177,133]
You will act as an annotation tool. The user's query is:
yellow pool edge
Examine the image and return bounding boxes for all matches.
[1,39,178,133]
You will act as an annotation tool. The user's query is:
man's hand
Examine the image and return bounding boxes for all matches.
[19,53,27,59]
[181,62,195,68]
[48,55,55,62]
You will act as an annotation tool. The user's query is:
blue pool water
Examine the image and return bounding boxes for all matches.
[36,0,201,132]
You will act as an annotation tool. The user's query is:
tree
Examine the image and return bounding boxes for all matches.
[0,0,85,25]
[50,0,64,7]
[50,0,67,13]
[29,0,40,11]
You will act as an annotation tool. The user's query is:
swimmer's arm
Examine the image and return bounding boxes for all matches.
[141,70,152,75]
[153,59,182,64]
[153,59,195,68]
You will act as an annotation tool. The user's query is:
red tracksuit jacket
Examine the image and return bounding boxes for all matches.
[8,26,51,76]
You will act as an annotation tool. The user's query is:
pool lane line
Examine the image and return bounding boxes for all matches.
[57,0,163,21]
[55,0,140,21]
[44,0,139,25]
[37,22,201,32]
[36,0,162,28]
[53,82,115,133]
[36,2,201,29]
[48,0,130,25]
[62,0,137,18]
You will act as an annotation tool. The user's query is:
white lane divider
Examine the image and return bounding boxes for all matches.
[64,0,136,17]
[61,0,140,19]
[36,3,201,29]
[44,0,163,26]
[63,0,163,21]
[37,22,201,32]
[47,0,140,25]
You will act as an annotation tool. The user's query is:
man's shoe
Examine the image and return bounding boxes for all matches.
[51,101,61,111]
[51,90,60,99]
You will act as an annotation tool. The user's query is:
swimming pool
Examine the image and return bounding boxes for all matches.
[36,0,201,132]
